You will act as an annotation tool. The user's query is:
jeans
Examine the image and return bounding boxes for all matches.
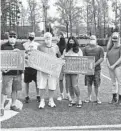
[65,74,78,98]
[108,66,121,94]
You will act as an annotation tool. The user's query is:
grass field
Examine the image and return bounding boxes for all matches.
[1,58,121,130]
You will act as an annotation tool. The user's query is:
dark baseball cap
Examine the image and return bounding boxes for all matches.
[9,31,17,36]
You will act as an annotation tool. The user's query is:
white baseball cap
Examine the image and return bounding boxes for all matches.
[29,32,35,37]
[90,35,97,40]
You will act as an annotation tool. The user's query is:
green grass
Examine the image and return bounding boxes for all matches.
[1,60,121,128]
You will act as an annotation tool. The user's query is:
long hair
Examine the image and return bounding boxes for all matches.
[57,37,66,55]
[107,32,120,51]
[66,36,79,53]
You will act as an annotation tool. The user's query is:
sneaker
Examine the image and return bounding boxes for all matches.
[10,106,20,112]
[48,100,56,108]
[109,94,117,104]
[116,95,121,106]
[65,95,72,101]
[84,98,92,103]
[57,94,64,101]
[57,96,63,101]
[36,96,40,102]
[24,96,30,103]
[39,100,45,109]
[109,98,117,104]
[95,99,102,104]
[0,109,4,116]
[68,102,76,107]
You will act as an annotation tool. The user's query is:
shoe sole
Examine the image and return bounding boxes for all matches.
[48,104,56,108]
[57,99,62,101]
[93,101,102,104]
[10,109,21,112]
[84,100,92,103]
[68,103,76,107]
[39,107,45,109]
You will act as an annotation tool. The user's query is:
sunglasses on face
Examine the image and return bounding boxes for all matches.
[9,36,16,38]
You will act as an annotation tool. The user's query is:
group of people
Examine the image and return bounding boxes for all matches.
[0,29,121,117]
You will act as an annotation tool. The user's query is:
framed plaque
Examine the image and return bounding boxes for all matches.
[0,50,25,70]
[63,56,95,75]
[27,50,65,78]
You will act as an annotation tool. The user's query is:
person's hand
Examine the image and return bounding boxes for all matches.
[110,65,115,70]
[13,48,20,52]
[25,59,29,67]
[107,64,111,69]
[1,69,9,73]
[25,55,28,59]
[27,51,32,56]
[88,63,95,69]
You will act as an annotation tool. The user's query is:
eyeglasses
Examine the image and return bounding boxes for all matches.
[9,36,16,38]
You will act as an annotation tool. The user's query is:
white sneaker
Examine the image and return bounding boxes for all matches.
[84,97,92,103]
[68,95,72,101]
[48,100,56,108]
[57,94,64,101]
[96,99,102,104]
[39,100,45,109]
[57,96,62,101]
[65,94,72,101]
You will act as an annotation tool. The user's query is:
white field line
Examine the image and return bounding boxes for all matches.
[1,124,121,131]
[101,73,111,81]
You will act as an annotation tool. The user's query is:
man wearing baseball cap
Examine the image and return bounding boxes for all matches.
[83,35,104,104]
[0,31,25,116]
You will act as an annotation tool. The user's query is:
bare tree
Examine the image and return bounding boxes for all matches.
[112,0,121,28]
[83,0,109,37]
[1,0,21,33]
[27,0,42,32]
[55,0,83,36]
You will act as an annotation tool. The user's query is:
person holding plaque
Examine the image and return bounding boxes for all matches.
[0,31,24,116]
[23,32,40,103]
[57,32,71,101]
[83,35,104,104]
[62,36,83,108]
[37,32,61,109]
[106,31,121,105]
